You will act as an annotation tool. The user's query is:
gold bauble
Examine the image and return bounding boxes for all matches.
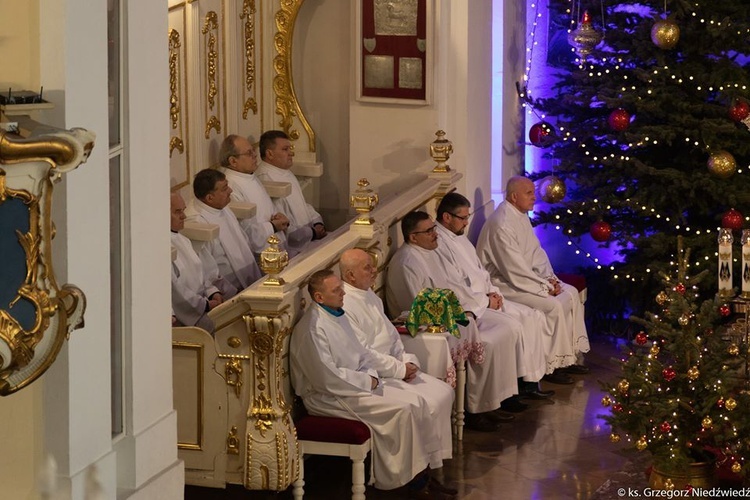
[651,19,680,50]
[702,416,713,429]
[678,314,690,326]
[538,175,567,204]
[650,344,661,356]
[617,379,630,395]
[687,366,700,381]
[729,344,740,356]
[636,437,648,451]
[707,150,737,179]
[663,478,675,491]
[601,396,612,407]
[610,433,621,443]
[655,291,669,306]
[726,398,738,411]
[732,462,742,474]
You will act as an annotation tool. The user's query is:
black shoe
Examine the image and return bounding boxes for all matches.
[520,388,556,400]
[465,413,501,432]
[542,371,574,385]
[429,476,458,496]
[499,397,529,413]
[486,409,515,423]
[561,364,590,375]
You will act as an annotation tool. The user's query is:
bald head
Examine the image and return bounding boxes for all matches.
[340,248,376,291]
[505,176,536,212]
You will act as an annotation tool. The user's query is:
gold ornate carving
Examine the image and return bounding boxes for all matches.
[205,115,221,139]
[350,178,379,225]
[227,426,240,455]
[259,235,288,286]
[202,11,219,110]
[272,0,316,151]
[240,0,258,119]
[430,130,453,173]
[168,29,182,130]
[0,133,78,168]
[225,358,243,398]
[169,137,184,158]
[250,393,276,437]
[227,336,242,348]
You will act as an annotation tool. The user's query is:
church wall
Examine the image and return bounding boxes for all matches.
[0,0,40,90]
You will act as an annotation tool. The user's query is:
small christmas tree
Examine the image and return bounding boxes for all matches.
[601,238,750,479]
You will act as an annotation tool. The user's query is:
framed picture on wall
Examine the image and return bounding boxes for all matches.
[355,0,432,105]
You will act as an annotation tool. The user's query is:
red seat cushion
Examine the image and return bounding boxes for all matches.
[296,415,370,445]
[556,272,587,293]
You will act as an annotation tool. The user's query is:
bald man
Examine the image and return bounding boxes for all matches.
[476,176,590,383]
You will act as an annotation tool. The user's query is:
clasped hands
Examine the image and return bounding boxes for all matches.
[270,213,290,232]
[487,292,504,310]
[547,278,562,296]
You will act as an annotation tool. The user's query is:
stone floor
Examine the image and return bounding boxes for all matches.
[185,335,637,499]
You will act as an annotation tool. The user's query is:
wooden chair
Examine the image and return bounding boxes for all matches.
[292,414,372,500]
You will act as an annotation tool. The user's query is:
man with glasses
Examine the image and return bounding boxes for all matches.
[219,134,291,257]
[435,193,553,402]
[186,169,261,291]
[477,176,590,384]
[386,211,522,432]
[256,130,327,255]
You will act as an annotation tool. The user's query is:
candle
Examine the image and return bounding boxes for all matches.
[718,228,734,298]
[742,229,750,299]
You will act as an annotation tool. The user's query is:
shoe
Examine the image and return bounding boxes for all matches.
[562,364,590,375]
[542,371,574,385]
[486,409,515,423]
[499,397,529,413]
[520,388,556,400]
[408,485,455,500]
[465,413,501,432]
[429,476,458,496]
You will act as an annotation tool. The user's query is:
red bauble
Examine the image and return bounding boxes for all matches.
[635,332,648,345]
[608,108,631,131]
[675,283,686,295]
[660,421,672,433]
[717,398,725,408]
[729,100,750,122]
[529,121,555,147]
[612,403,623,413]
[719,305,732,317]
[722,208,744,231]
[662,367,676,382]
[590,221,612,242]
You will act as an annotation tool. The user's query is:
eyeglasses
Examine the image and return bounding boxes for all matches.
[411,225,437,235]
[234,149,257,158]
[448,212,471,221]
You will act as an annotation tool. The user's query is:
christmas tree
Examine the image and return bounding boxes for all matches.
[525,0,750,318]
[601,238,750,479]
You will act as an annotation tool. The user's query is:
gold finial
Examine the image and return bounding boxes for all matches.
[259,235,288,286]
[350,178,379,225]
[430,130,453,173]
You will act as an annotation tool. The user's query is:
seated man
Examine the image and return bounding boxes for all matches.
[290,270,455,499]
[186,169,261,291]
[170,192,236,331]
[435,193,554,397]
[255,130,326,254]
[340,248,455,479]
[218,134,291,257]
[386,211,522,432]
[477,176,590,383]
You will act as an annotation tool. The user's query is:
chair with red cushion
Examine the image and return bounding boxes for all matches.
[292,413,372,500]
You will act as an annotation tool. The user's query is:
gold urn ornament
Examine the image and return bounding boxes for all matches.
[430,130,453,173]
[350,178,379,225]
[259,235,288,286]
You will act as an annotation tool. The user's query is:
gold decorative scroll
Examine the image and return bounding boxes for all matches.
[168,29,182,130]
[240,0,258,119]
[202,11,219,111]
[273,0,315,151]
[169,137,184,158]
[205,115,221,139]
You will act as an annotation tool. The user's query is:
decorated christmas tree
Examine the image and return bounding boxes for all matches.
[601,238,750,481]
[525,0,750,317]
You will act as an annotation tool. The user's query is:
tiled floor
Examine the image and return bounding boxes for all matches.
[185,336,634,499]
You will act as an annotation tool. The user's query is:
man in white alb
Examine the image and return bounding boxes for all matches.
[186,169,261,291]
[386,211,521,432]
[170,192,237,332]
[435,193,554,397]
[255,130,326,255]
[477,176,590,383]
[218,134,291,257]
[290,270,455,499]
[340,248,455,478]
